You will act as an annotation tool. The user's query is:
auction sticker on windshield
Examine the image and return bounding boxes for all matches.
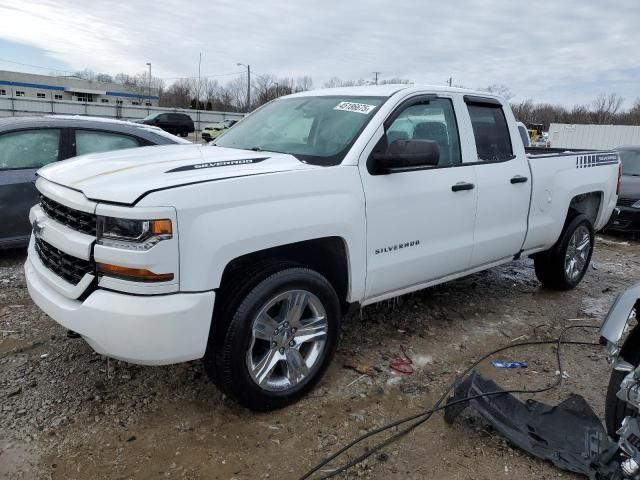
[334,101,377,114]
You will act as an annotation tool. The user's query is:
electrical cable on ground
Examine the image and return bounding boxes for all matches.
[299,324,601,479]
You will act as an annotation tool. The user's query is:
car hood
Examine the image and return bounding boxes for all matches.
[620,174,640,199]
[37,145,318,205]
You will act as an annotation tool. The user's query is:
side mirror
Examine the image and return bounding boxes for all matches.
[372,139,439,173]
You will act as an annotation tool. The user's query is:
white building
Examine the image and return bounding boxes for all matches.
[0,70,159,106]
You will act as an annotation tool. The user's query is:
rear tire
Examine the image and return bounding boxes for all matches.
[533,213,594,290]
[204,264,340,411]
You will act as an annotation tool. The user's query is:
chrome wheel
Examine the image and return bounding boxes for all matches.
[246,290,328,392]
[564,225,591,281]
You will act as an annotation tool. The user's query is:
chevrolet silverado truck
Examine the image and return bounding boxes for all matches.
[25,85,621,411]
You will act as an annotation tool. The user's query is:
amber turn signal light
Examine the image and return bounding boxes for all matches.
[150,219,172,236]
[97,263,174,282]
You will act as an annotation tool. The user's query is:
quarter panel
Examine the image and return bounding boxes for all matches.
[524,155,619,250]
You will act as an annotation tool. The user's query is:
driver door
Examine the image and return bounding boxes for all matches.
[358,95,479,299]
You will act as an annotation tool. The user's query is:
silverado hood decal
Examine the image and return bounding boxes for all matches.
[37,145,317,204]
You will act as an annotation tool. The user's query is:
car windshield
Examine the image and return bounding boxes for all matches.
[213,96,385,165]
[143,113,160,121]
[619,149,640,176]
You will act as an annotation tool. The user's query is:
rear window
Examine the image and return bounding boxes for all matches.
[468,104,514,161]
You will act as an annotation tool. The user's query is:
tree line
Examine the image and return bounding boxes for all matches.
[72,69,640,127]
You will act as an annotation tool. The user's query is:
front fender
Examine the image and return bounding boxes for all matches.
[600,283,640,356]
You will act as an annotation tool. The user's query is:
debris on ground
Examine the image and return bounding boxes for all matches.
[444,373,622,479]
[490,360,529,369]
[343,360,377,376]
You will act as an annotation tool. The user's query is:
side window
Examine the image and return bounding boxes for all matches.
[170,114,188,123]
[75,130,140,156]
[385,98,461,166]
[467,104,513,161]
[0,129,61,169]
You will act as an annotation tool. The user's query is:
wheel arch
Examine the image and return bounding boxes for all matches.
[567,191,603,226]
[217,236,353,313]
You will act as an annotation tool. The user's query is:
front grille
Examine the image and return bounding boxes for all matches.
[618,197,639,207]
[34,236,95,285]
[40,195,97,236]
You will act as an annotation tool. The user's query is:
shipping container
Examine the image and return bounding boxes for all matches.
[549,123,640,150]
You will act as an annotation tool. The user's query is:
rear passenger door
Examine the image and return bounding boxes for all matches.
[465,97,531,267]
[71,129,143,156]
[0,128,65,244]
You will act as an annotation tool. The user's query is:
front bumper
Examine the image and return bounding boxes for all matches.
[607,206,640,232]
[25,254,216,365]
[599,282,640,367]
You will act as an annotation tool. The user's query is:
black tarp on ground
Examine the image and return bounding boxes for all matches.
[444,373,621,479]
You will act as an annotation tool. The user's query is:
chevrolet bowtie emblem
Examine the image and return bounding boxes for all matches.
[32,219,44,238]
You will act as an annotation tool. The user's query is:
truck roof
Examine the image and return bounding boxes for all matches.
[289,84,503,100]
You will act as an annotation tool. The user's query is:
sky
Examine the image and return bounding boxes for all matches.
[0,0,638,107]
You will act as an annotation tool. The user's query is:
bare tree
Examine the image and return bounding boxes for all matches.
[114,73,136,85]
[511,99,535,124]
[96,73,114,83]
[253,73,277,105]
[295,76,313,92]
[323,76,343,88]
[591,93,624,124]
[160,78,191,108]
[379,78,411,85]
[481,84,513,100]
[74,68,96,81]
[227,76,248,110]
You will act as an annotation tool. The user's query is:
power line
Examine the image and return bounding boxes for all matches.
[0,56,245,82]
[0,57,76,74]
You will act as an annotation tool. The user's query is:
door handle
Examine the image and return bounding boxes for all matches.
[510,175,528,184]
[451,182,475,192]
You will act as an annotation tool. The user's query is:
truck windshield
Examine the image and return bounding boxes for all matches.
[213,96,385,166]
[619,149,640,176]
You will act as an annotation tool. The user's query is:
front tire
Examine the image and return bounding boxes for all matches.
[534,213,594,290]
[205,266,340,411]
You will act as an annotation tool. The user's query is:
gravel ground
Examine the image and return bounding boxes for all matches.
[1,234,638,479]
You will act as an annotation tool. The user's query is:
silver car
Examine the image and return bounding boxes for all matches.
[0,115,189,248]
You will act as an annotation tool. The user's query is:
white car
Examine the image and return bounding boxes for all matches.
[25,85,621,410]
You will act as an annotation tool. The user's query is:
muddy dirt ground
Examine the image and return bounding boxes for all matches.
[1,234,639,480]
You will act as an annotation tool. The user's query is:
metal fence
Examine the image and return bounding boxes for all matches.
[0,96,245,130]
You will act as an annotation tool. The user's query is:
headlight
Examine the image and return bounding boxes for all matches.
[633,200,640,209]
[97,216,172,250]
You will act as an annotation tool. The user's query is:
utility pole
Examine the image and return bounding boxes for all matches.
[237,63,251,112]
[373,71,381,85]
[447,77,452,87]
[274,81,279,98]
[197,53,202,140]
[145,62,151,111]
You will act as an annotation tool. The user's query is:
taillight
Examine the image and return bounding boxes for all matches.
[616,161,623,195]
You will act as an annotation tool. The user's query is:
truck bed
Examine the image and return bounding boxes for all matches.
[525,146,607,156]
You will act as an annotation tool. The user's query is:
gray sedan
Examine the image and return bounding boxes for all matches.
[0,115,189,248]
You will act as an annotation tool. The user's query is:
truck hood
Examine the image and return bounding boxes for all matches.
[37,145,318,204]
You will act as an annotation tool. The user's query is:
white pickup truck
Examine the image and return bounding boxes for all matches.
[25,85,621,410]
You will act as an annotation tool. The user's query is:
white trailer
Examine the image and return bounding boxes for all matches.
[549,123,640,150]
